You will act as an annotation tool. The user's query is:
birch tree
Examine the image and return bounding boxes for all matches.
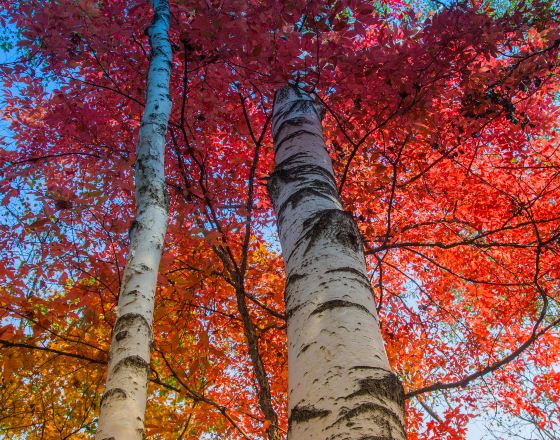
[96,1,172,438]
[267,85,406,439]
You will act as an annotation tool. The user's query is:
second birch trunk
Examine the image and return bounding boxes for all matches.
[268,85,406,440]
[96,1,172,438]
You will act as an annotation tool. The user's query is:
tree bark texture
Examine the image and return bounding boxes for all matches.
[268,85,406,440]
[96,1,172,438]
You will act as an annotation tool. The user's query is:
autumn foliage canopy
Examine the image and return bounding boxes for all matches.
[0,0,559,438]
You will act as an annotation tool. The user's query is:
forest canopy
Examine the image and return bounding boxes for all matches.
[0,0,559,438]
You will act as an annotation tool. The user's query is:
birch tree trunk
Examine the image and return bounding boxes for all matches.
[96,1,172,438]
[268,85,406,440]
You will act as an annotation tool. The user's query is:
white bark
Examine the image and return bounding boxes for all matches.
[96,1,172,439]
[268,85,406,440]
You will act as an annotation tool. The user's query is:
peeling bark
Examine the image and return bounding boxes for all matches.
[96,1,172,438]
[269,85,405,440]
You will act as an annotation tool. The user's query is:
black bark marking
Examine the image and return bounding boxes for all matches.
[284,273,307,302]
[114,313,151,337]
[326,266,368,280]
[272,100,321,131]
[286,272,307,286]
[163,185,170,211]
[285,302,305,320]
[266,172,282,204]
[333,375,406,438]
[293,99,321,119]
[138,263,151,272]
[124,289,142,297]
[335,229,361,253]
[346,374,405,407]
[288,404,331,430]
[272,164,336,186]
[326,267,372,291]
[275,86,292,105]
[273,84,304,106]
[273,116,312,141]
[299,343,312,355]
[278,182,336,214]
[112,355,150,375]
[331,402,405,436]
[135,180,167,211]
[291,84,303,97]
[274,128,323,152]
[355,437,394,440]
[100,388,127,407]
[115,330,128,342]
[273,99,321,137]
[351,366,391,372]
[268,161,337,210]
[310,300,374,318]
[277,180,339,226]
[272,111,299,138]
[128,220,140,240]
[275,152,311,170]
[291,209,361,261]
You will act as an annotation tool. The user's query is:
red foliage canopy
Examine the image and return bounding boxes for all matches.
[0,0,559,438]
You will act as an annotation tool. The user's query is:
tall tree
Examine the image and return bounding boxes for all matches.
[96,0,172,438]
[1,1,559,438]
[269,85,405,438]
